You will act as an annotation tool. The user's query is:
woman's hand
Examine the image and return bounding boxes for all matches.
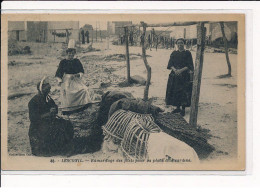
[50,107,57,117]
[175,69,181,76]
[75,73,80,78]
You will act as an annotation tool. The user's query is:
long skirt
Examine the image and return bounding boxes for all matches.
[29,117,74,156]
[165,71,192,107]
[61,74,92,113]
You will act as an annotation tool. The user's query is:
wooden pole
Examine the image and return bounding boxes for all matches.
[141,22,152,101]
[96,22,98,42]
[92,29,93,43]
[124,27,131,83]
[65,29,69,44]
[189,22,206,127]
[99,22,102,42]
[220,22,232,76]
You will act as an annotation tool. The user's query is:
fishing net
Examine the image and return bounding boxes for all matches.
[155,112,215,159]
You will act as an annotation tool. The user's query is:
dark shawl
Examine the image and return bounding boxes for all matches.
[55,58,84,79]
[28,94,73,156]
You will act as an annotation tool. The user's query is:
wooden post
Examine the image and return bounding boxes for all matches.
[65,29,69,44]
[92,29,93,43]
[141,22,152,101]
[189,22,206,127]
[124,27,131,83]
[96,22,98,42]
[100,30,102,42]
[220,22,232,76]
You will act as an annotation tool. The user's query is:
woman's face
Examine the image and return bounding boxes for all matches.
[67,51,75,60]
[41,83,51,96]
[177,40,185,51]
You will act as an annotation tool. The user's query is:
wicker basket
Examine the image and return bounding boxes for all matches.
[102,109,154,141]
[121,117,161,160]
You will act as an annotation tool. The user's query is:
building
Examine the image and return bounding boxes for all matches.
[8,21,80,43]
[8,21,27,41]
[107,21,132,35]
[26,21,48,42]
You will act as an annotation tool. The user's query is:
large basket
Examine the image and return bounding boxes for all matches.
[102,109,154,141]
[121,118,161,160]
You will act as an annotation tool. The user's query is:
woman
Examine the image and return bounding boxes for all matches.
[165,38,194,116]
[55,39,92,114]
[28,77,74,156]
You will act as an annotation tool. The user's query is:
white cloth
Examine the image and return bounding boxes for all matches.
[147,132,200,163]
[60,73,92,111]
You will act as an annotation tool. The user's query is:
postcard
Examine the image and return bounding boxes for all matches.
[1,13,245,171]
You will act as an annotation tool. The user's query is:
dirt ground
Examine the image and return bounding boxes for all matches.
[7,40,237,162]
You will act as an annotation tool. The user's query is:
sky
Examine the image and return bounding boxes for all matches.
[79,21,183,32]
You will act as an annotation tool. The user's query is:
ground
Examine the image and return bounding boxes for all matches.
[7,40,237,162]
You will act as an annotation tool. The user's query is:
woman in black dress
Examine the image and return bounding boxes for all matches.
[55,39,92,114]
[28,77,74,156]
[165,38,194,116]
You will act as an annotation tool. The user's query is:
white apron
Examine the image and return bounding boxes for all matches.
[61,74,92,112]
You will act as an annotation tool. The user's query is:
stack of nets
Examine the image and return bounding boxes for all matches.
[108,98,164,119]
[102,109,154,142]
[67,106,98,134]
[121,118,161,160]
[63,106,103,155]
[155,112,215,159]
[97,91,134,126]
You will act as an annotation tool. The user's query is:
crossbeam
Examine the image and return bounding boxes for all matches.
[116,21,209,28]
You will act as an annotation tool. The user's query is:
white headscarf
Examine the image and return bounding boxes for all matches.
[39,76,46,93]
[39,76,51,102]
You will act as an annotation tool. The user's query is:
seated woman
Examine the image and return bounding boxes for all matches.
[55,39,92,115]
[28,77,74,156]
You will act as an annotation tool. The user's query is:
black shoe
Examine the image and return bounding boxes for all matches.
[180,109,185,116]
[172,108,181,114]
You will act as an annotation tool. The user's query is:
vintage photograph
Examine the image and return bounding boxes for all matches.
[1,14,245,171]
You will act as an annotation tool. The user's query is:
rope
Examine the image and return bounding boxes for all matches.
[153,25,175,38]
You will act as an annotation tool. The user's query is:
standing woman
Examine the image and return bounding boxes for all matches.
[165,38,194,116]
[55,39,92,114]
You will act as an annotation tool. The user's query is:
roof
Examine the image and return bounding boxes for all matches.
[47,21,79,30]
[8,21,25,31]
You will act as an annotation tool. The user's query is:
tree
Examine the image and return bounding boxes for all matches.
[140,22,152,101]
[189,23,206,127]
[124,27,131,84]
[220,22,232,76]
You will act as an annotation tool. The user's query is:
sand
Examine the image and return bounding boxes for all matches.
[7,40,238,162]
